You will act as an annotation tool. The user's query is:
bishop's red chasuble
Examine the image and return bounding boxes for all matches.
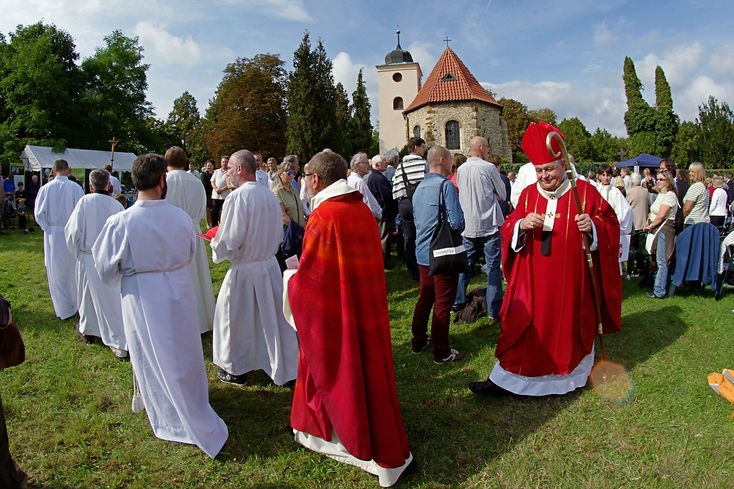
[497,179,622,377]
[288,192,411,469]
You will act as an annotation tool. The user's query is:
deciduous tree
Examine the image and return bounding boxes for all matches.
[205,54,287,159]
[697,96,734,168]
[557,117,593,161]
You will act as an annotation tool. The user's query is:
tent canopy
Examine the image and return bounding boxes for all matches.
[19,145,137,172]
[615,153,662,169]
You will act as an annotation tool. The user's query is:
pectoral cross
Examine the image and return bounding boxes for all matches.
[109,137,119,166]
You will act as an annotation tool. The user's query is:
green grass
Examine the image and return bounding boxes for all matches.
[1,223,733,488]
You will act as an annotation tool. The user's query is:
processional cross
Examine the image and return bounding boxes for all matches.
[109,137,119,166]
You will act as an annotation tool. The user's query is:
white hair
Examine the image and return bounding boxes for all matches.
[350,152,368,170]
[630,173,641,186]
[371,154,384,168]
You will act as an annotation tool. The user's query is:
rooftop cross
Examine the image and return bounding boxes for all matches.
[444,36,452,48]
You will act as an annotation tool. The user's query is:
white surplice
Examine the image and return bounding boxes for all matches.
[64,193,126,350]
[210,182,299,385]
[599,184,633,262]
[92,199,228,458]
[166,169,215,333]
[34,175,85,319]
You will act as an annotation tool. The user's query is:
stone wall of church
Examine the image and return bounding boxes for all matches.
[405,102,512,162]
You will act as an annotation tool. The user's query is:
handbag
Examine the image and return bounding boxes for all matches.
[0,322,25,370]
[428,180,467,276]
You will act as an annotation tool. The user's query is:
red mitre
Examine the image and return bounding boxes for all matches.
[521,121,565,165]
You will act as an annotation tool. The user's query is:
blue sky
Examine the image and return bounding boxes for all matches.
[2,0,733,139]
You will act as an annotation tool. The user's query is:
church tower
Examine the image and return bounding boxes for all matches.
[376,30,422,154]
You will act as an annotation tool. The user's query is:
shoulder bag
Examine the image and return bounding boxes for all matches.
[429,180,467,276]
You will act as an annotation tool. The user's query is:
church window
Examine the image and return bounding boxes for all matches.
[413,126,420,138]
[392,72,402,82]
[393,97,404,110]
[445,120,460,149]
[441,73,457,82]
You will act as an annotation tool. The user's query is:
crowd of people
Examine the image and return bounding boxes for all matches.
[2,119,733,487]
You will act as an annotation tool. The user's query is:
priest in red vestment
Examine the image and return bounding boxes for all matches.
[285,150,413,487]
[469,122,622,396]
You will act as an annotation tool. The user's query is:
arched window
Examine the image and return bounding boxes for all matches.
[445,120,460,149]
[413,125,420,138]
[393,97,404,110]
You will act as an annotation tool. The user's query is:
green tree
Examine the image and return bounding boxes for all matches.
[671,120,702,165]
[557,118,593,161]
[623,56,657,156]
[590,128,622,162]
[697,96,734,168]
[0,22,85,163]
[348,69,372,155]
[333,82,352,157]
[498,97,533,162]
[166,91,208,163]
[81,30,152,153]
[205,54,287,159]
[528,107,557,126]
[653,65,678,158]
[286,33,337,159]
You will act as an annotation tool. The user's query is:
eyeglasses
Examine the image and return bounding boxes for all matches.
[287,171,296,176]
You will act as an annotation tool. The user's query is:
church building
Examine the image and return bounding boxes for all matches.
[376,33,512,161]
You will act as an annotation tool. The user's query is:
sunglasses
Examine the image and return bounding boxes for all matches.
[287,171,296,176]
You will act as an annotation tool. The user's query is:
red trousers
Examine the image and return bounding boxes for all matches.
[411,265,459,361]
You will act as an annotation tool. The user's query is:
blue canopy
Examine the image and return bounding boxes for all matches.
[615,153,662,169]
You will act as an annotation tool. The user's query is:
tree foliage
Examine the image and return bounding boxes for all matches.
[286,33,337,160]
[205,54,287,159]
[557,117,593,161]
[0,22,85,163]
[671,120,702,165]
[590,128,626,162]
[697,96,734,167]
[622,56,657,156]
[333,82,352,157]
[81,30,152,153]
[348,69,372,155]
[166,91,208,163]
[653,66,678,158]
[498,98,532,163]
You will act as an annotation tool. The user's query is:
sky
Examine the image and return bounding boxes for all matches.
[2,0,733,139]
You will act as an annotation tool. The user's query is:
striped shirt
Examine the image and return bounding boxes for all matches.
[391,155,428,200]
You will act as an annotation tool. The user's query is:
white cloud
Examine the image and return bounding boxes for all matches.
[677,75,734,122]
[483,79,628,137]
[709,43,734,77]
[637,42,704,89]
[134,22,201,68]
[218,0,313,22]
[331,51,379,123]
[593,21,614,46]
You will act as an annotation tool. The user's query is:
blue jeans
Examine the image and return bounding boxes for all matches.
[454,233,503,318]
[654,231,668,298]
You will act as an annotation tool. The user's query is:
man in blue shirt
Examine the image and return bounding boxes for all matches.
[411,145,467,364]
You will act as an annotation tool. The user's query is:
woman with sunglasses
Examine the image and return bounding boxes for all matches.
[643,170,678,299]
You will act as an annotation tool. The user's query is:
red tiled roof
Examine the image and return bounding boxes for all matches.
[404,47,501,113]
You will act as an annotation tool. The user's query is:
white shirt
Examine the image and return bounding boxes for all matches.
[110,175,122,196]
[347,172,382,220]
[456,156,506,238]
[210,168,230,200]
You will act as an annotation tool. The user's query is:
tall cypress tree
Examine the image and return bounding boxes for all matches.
[286,33,337,160]
[623,56,657,156]
[349,69,372,154]
[333,82,352,157]
[653,65,678,158]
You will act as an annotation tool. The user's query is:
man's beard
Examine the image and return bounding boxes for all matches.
[304,181,316,202]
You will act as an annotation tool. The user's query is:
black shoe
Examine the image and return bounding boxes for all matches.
[216,368,248,385]
[411,337,432,354]
[450,304,464,313]
[468,378,510,396]
[645,291,664,299]
[75,324,96,344]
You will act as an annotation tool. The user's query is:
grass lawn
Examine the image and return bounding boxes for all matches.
[1,223,733,488]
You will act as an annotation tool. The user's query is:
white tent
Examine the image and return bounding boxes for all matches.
[19,145,137,173]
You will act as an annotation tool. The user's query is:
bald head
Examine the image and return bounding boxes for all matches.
[427,146,452,176]
[469,136,490,159]
[228,149,257,186]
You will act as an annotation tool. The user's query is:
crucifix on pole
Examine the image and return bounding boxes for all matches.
[617,148,627,161]
[109,137,119,167]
